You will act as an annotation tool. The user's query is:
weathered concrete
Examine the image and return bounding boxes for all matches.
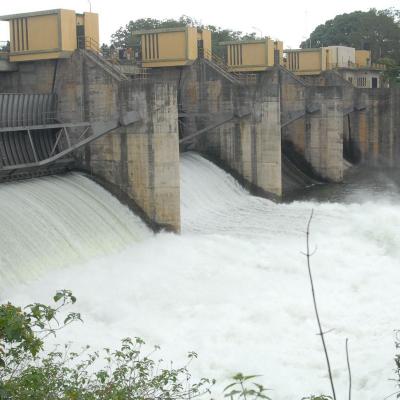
[300,70,400,169]
[0,51,181,232]
[60,53,181,232]
[179,61,282,198]
[280,68,344,183]
[305,86,343,181]
[0,59,18,72]
[349,88,400,167]
[0,60,59,93]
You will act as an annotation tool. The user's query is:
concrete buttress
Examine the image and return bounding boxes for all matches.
[305,86,344,182]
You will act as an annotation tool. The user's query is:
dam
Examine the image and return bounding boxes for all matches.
[1,7,400,400]
[0,9,399,233]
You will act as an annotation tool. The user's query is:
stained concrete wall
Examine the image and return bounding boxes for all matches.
[349,88,400,167]
[0,60,58,93]
[300,70,400,169]
[179,61,282,198]
[305,86,343,181]
[58,53,180,232]
[280,68,344,182]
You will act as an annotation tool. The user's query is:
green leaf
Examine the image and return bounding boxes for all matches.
[224,382,238,391]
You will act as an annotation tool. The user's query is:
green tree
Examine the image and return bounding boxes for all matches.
[379,57,400,85]
[110,15,200,48]
[300,8,400,63]
[110,16,257,58]
[0,293,214,400]
[0,290,80,368]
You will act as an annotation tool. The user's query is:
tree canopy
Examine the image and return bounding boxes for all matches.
[300,8,400,64]
[109,15,257,57]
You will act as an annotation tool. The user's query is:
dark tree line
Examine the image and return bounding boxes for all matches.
[108,15,257,57]
[105,9,400,82]
[301,8,400,64]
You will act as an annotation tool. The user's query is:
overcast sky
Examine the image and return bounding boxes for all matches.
[0,0,398,48]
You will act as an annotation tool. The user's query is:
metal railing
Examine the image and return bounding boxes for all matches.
[76,36,146,79]
[0,41,9,52]
[202,49,257,84]
[77,36,100,52]
[0,41,10,60]
[328,61,386,70]
[97,45,148,80]
[371,62,386,70]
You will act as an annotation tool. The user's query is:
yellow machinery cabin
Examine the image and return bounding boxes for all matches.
[355,50,371,68]
[285,48,331,75]
[285,47,384,86]
[0,9,99,62]
[285,47,381,73]
[220,38,283,72]
[132,27,211,68]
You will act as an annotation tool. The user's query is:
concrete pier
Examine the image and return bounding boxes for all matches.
[180,62,282,198]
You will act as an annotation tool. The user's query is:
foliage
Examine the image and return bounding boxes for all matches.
[379,57,400,85]
[0,289,80,368]
[1,338,214,400]
[0,293,214,400]
[109,15,257,58]
[223,373,272,400]
[0,41,9,52]
[110,15,198,49]
[394,330,400,398]
[301,396,332,400]
[300,8,400,64]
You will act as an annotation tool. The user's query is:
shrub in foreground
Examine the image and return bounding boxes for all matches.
[0,291,213,399]
[0,291,337,400]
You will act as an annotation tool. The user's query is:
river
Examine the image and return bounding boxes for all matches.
[1,152,399,400]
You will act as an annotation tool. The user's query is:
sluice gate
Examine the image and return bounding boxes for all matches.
[0,93,65,181]
[0,93,138,182]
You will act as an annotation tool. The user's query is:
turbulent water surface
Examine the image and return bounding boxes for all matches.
[1,152,400,400]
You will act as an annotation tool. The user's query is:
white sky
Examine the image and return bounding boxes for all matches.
[0,0,398,48]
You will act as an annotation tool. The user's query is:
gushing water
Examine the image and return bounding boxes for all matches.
[0,173,150,287]
[1,153,400,400]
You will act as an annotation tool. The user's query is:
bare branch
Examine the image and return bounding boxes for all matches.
[346,338,352,400]
[304,209,337,400]
[383,390,400,400]
[316,328,335,336]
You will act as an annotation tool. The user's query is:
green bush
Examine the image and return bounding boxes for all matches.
[0,291,348,400]
[223,373,272,400]
[0,292,214,400]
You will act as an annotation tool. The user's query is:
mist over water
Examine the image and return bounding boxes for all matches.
[1,153,400,399]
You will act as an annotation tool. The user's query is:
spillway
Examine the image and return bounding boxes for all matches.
[1,153,400,400]
[0,173,150,288]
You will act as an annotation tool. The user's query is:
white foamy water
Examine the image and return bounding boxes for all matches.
[0,173,151,287]
[2,153,400,400]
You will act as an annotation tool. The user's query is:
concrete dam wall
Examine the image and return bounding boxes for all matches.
[0,51,181,232]
[0,50,400,232]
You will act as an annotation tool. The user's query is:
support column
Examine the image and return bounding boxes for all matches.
[250,84,282,196]
[306,86,343,182]
[125,82,180,232]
